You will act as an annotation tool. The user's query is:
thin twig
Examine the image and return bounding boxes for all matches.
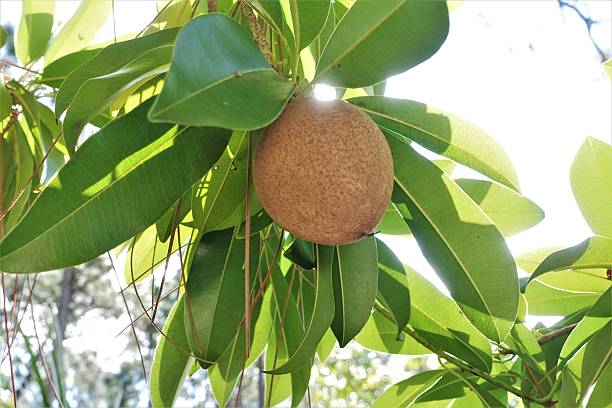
[537,323,578,345]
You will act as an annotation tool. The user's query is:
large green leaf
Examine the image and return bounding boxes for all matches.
[0,100,230,273]
[527,236,612,286]
[406,269,492,373]
[148,14,295,129]
[578,321,611,406]
[376,239,410,335]
[185,227,260,364]
[16,0,55,64]
[150,296,191,408]
[124,223,193,285]
[56,29,178,116]
[331,237,378,346]
[315,0,449,88]
[355,311,430,355]
[559,288,611,366]
[44,0,112,65]
[571,137,612,237]
[455,179,543,237]
[265,245,335,374]
[388,134,518,342]
[62,45,173,154]
[587,360,611,408]
[39,49,100,88]
[288,0,331,50]
[373,370,445,408]
[524,280,601,316]
[349,96,520,191]
[192,131,260,233]
[377,203,412,236]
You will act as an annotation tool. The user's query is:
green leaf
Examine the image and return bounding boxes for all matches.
[570,137,612,237]
[0,26,7,49]
[55,29,178,116]
[150,296,191,408]
[265,245,335,374]
[604,58,612,80]
[141,0,193,36]
[267,251,311,407]
[527,236,612,286]
[62,45,173,154]
[355,310,429,355]
[148,14,295,130]
[44,0,112,65]
[377,203,412,236]
[39,49,100,88]
[559,288,611,366]
[388,134,518,342]
[236,210,273,239]
[587,360,611,408]
[406,269,493,373]
[455,179,543,237]
[156,189,192,243]
[509,322,546,371]
[0,100,231,273]
[316,329,336,362]
[288,0,331,50]
[578,321,612,405]
[331,237,378,346]
[16,0,55,64]
[315,0,449,88]
[284,238,315,270]
[373,370,445,408]
[192,131,260,234]
[376,239,410,335]
[124,223,193,285]
[524,280,602,316]
[185,227,260,363]
[349,96,520,191]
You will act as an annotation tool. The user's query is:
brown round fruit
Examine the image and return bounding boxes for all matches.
[254,97,394,245]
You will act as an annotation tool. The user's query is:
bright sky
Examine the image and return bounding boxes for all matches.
[1,0,611,402]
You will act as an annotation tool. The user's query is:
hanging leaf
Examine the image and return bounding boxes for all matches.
[56,29,178,116]
[316,329,336,362]
[526,236,612,287]
[0,27,8,49]
[0,100,231,273]
[124,223,193,285]
[376,239,410,335]
[559,288,611,366]
[284,238,316,270]
[505,323,552,395]
[148,14,295,130]
[330,237,378,346]
[288,0,331,51]
[455,179,544,237]
[156,189,193,243]
[587,361,611,408]
[377,203,412,236]
[349,96,520,191]
[39,49,100,88]
[62,45,174,153]
[150,296,191,408]
[524,280,600,316]
[571,137,612,238]
[44,0,112,65]
[236,210,273,239]
[406,269,493,373]
[192,131,260,234]
[315,0,449,88]
[16,0,55,64]
[265,245,335,374]
[184,227,260,364]
[373,370,445,408]
[577,322,611,406]
[388,134,518,343]
[355,311,429,355]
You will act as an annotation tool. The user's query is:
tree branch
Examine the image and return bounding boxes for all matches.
[557,0,609,62]
[537,323,577,345]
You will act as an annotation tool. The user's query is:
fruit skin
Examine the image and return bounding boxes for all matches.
[254,96,394,245]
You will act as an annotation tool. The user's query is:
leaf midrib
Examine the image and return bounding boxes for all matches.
[393,176,500,341]
[0,126,184,260]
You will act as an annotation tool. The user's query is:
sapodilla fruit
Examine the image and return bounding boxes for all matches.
[254,96,394,245]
